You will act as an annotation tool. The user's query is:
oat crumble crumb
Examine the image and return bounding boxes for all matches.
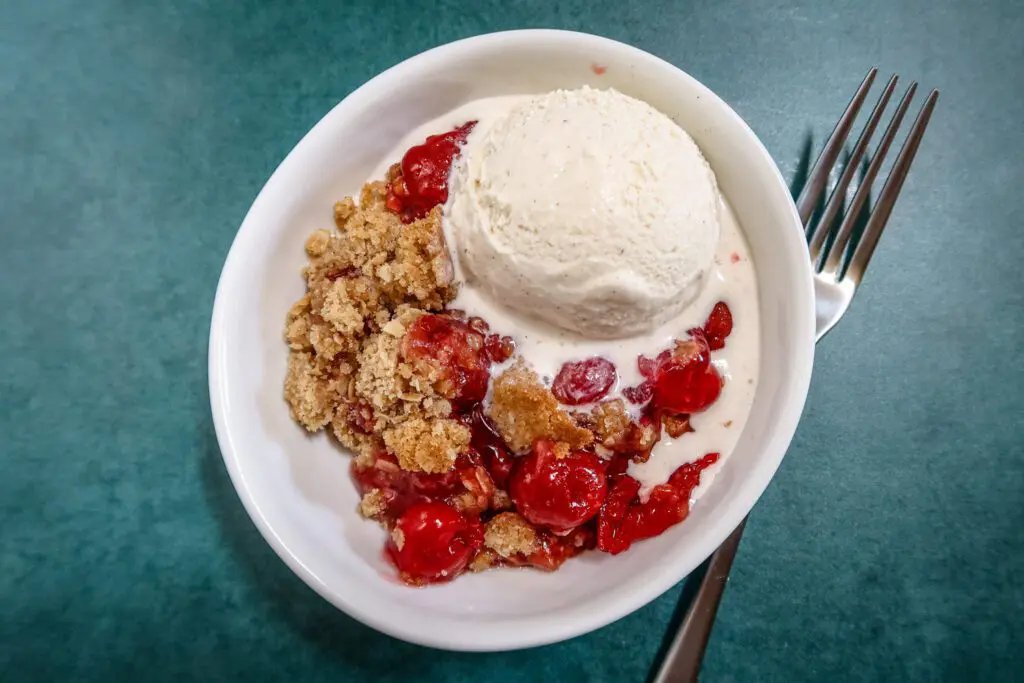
[358,489,388,520]
[491,489,513,511]
[284,295,312,350]
[382,417,470,474]
[334,197,356,226]
[305,229,332,257]
[590,399,632,448]
[664,413,694,438]
[484,512,539,558]
[391,527,406,551]
[469,548,502,573]
[352,447,376,469]
[330,411,380,461]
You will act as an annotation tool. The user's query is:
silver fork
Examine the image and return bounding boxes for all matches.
[651,69,939,683]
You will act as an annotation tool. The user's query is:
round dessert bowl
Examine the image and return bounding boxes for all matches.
[209,29,815,651]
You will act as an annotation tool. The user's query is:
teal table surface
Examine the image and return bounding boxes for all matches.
[3,1,1022,681]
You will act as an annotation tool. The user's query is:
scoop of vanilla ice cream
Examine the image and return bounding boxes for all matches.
[446,86,721,339]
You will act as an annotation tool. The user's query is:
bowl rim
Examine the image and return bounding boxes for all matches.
[209,28,815,651]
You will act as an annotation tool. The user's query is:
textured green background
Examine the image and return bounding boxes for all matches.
[2,0,1022,681]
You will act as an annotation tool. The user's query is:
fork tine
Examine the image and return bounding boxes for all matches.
[820,81,918,274]
[796,68,877,226]
[808,74,899,261]
[844,89,940,282]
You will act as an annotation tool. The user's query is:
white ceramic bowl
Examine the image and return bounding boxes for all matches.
[209,29,815,652]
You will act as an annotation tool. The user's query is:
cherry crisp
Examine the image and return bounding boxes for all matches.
[284,124,732,585]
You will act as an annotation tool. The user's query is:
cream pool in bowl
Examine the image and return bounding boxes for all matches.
[209,29,815,651]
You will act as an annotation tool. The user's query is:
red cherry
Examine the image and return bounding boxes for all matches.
[485,449,515,491]
[618,453,720,543]
[386,502,483,584]
[638,350,671,379]
[596,474,641,554]
[668,452,720,491]
[652,335,722,414]
[402,314,490,405]
[702,302,733,350]
[654,359,722,414]
[509,440,608,532]
[466,316,490,334]
[484,333,516,364]
[386,121,477,223]
[622,381,653,405]
[551,357,617,405]
[619,485,689,542]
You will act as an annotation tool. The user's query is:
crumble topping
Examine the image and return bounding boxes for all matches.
[487,362,593,454]
[284,351,350,431]
[283,184,461,466]
[358,489,388,520]
[663,413,694,438]
[354,310,424,414]
[491,489,513,511]
[484,512,539,558]
[382,417,470,474]
[329,183,456,310]
[391,526,406,551]
[469,548,502,573]
[284,295,313,350]
[576,399,660,461]
[588,399,633,449]
[330,408,380,458]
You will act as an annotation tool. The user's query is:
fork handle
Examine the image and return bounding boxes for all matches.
[649,518,748,683]
[651,306,833,683]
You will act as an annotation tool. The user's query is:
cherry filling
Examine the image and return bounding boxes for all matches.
[505,524,597,572]
[702,301,734,350]
[386,121,477,222]
[627,301,733,410]
[654,364,721,415]
[402,313,490,406]
[484,334,516,364]
[352,451,493,519]
[552,357,617,405]
[622,382,654,405]
[652,332,722,414]
[464,406,516,490]
[597,452,719,555]
[386,502,484,584]
[509,440,608,532]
